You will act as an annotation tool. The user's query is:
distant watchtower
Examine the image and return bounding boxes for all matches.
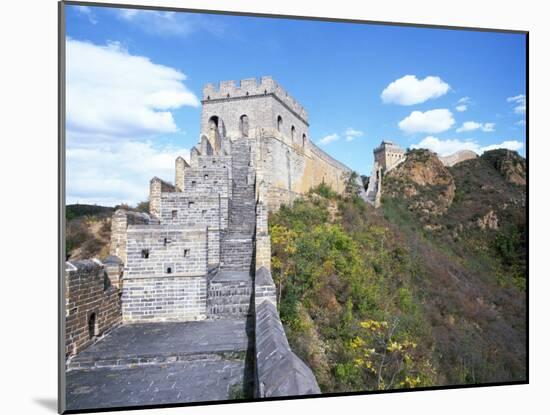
[373,140,406,172]
[200,76,310,149]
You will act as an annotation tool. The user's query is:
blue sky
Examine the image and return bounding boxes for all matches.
[65,5,526,206]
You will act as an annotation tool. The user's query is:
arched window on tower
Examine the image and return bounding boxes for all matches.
[291,126,296,143]
[277,115,283,132]
[208,116,219,132]
[240,114,249,137]
[302,133,307,148]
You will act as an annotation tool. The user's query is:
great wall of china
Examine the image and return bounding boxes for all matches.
[63,76,409,409]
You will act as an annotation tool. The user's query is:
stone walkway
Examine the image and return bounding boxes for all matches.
[67,360,246,410]
[66,319,252,411]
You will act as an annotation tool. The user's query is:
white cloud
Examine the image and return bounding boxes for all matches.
[74,5,97,24]
[67,141,190,206]
[398,109,455,134]
[318,133,340,145]
[516,120,526,126]
[66,39,199,140]
[115,9,224,37]
[119,9,176,22]
[318,128,364,144]
[507,94,526,114]
[481,141,524,152]
[456,121,495,133]
[344,127,364,142]
[381,75,450,105]
[118,9,141,20]
[66,39,199,206]
[411,136,523,156]
[455,97,470,112]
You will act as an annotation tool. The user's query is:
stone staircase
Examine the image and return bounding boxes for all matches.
[207,271,253,318]
[221,138,256,272]
[208,138,256,318]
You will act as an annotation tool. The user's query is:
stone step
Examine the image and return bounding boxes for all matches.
[208,284,252,298]
[66,320,249,370]
[207,271,253,318]
[207,304,251,318]
[223,138,256,274]
[67,350,245,370]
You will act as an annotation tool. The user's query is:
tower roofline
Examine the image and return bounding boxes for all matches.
[202,76,308,123]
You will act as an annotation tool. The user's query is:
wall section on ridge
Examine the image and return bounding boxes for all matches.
[257,133,352,211]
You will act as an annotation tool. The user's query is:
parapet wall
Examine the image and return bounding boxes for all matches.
[160,193,227,230]
[150,177,176,218]
[123,226,209,322]
[253,267,320,397]
[258,133,352,211]
[255,179,271,272]
[125,226,208,277]
[122,275,207,322]
[110,209,154,264]
[183,168,230,198]
[65,260,121,358]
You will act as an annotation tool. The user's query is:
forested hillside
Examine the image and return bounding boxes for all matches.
[269,149,526,392]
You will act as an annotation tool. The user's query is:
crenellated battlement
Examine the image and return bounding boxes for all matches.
[202,76,308,122]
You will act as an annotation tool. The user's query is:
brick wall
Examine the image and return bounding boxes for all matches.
[125,226,208,277]
[175,156,189,192]
[183,169,230,198]
[110,209,153,264]
[255,184,271,272]
[123,225,209,322]
[104,258,124,289]
[258,134,351,212]
[65,260,121,358]
[122,275,207,322]
[160,194,226,228]
[207,227,221,267]
[149,177,176,218]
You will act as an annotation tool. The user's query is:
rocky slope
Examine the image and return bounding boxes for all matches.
[377,148,527,384]
[481,149,527,186]
[271,158,527,393]
[383,149,456,217]
[382,149,526,233]
[66,204,115,261]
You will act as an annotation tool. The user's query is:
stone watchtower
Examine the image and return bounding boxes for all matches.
[373,140,406,172]
[201,76,310,150]
[199,76,353,211]
[366,141,406,208]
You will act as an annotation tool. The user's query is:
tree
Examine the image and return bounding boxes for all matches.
[270,224,298,307]
[344,171,362,199]
[351,318,435,390]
